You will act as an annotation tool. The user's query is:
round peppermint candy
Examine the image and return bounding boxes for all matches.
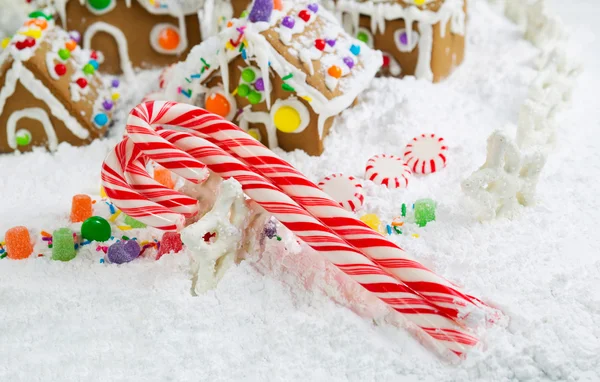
[403,134,448,175]
[365,154,411,189]
[318,173,364,212]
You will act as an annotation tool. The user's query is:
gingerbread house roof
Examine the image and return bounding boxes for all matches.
[165,0,382,138]
[0,10,115,150]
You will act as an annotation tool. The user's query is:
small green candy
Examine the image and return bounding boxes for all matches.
[52,228,76,262]
[88,0,112,10]
[247,91,262,105]
[83,63,95,75]
[81,216,112,242]
[357,32,369,44]
[28,11,52,20]
[237,83,250,97]
[58,48,70,60]
[414,199,437,228]
[241,68,256,83]
[16,130,31,146]
[124,215,146,229]
[240,10,249,18]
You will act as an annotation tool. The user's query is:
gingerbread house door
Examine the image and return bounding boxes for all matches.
[83,22,135,79]
[6,108,58,152]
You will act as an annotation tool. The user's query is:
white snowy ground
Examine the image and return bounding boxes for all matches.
[1,1,599,380]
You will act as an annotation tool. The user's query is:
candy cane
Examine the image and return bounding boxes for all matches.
[104,128,478,358]
[124,101,496,327]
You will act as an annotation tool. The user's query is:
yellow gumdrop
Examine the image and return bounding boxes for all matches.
[273,106,301,133]
[360,213,383,234]
[1,37,11,49]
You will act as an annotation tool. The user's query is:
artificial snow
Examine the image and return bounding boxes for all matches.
[1,0,599,380]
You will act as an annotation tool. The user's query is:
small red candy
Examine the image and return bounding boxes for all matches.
[76,78,87,88]
[15,37,36,50]
[90,51,98,60]
[314,39,325,51]
[54,63,67,76]
[298,10,310,22]
[156,232,183,260]
[383,55,390,67]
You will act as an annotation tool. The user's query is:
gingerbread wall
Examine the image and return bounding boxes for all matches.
[62,0,201,74]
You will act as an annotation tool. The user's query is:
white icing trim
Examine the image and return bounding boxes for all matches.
[7,108,59,151]
[149,23,188,55]
[83,21,135,79]
[238,109,276,148]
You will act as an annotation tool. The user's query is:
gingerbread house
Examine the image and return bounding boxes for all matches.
[32,0,214,78]
[0,10,116,153]
[163,0,382,156]
[329,0,467,82]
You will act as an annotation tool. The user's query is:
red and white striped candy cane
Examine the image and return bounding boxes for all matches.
[123,102,495,327]
[109,126,479,358]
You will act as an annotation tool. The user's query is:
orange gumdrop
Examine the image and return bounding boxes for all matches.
[158,27,180,51]
[5,226,33,260]
[205,93,231,118]
[154,167,175,189]
[274,0,283,10]
[65,40,77,52]
[70,194,93,223]
[26,19,48,30]
[328,65,342,79]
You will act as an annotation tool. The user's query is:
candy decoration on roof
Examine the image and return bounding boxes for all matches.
[318,173,365,212]
[403,134,448,175]
[0,11,115,153]
[330,0,467,82]
[160,0,383,156]
[365,154,412,189]
[248,0,274,22]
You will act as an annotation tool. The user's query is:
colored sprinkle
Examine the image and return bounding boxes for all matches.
[301,96,312,102]
[393,226,402,235]
[412,234,420,238]
[0,253,7,259]
[41,231,52,238]
[401,203,407,217]
[122,236,130,240]
[276,236,282,241]
[282,83,295,92]
[100,258,105,263]
[105,201,116,214]
[109,210,122,223]
[190,73,201,79]
[117,225,132,231]
[386,225,392,235]
[282,73,293,81]
[200,58,210,69]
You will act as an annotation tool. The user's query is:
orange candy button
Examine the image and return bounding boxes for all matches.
[328,65,342,79]
[5,226,33,260]
[26,19,48,30]
[205,93,231,118]
[65,40,77,51]
[274,0,283,10]
[154,167,175,189]
[158,27,180,51]
[70,194,93,223]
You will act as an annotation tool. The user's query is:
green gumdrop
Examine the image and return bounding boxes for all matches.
[88,0,112,10]
[237,83,250,97]
[241,68,256,83]
[52,228,76,261]
[357,32,369,44]
[83,63,95,75]
[124,215,146,229]
[247,91,262,105]
[28,11,53,20]
[81,216,112,242]
[16,131,31,146]
[58,48,70,60]
[414,199,436,228]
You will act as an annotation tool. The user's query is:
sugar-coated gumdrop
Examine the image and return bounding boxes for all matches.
[414,199,436,227]
[52,228,76,262]
[154,167,175,189]
[81,216,112,242]
[70,194,93,223]
[156,232,183,260]
[124,215,146,229]
[248,0,273,22]
[107,240,140,264]
[360,214,383,234]
[5,226,33,260]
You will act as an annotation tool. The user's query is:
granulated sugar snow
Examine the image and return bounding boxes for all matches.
[1,0,599,381]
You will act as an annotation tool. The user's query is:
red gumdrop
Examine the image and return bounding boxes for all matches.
[76,78,87,88]
[156,232,183,260]
[298,10,310,22]
[55,63,67,76]
[314,39,325,51]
